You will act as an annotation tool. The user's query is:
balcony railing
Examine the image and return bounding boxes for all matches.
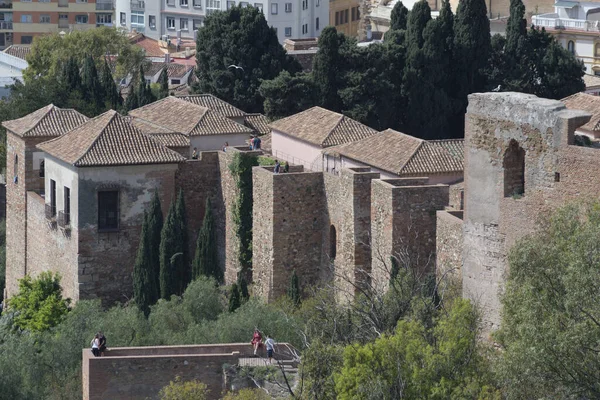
[0,22,12,30]
[131,24,144,32]
[96,1,113,10]
[58,0,68,6]
[130,0,144,10]
[0,3,12,9]
[45,203,56,220]
[58,20,69,28]
[532,13,600,32]
[57,210,70,228]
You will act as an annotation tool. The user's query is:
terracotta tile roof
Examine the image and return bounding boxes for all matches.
[129,96,253,136]
[562,92,600,132]
[430,139,464,163]
[583,74,600,90]
[146,62,194,79]
[260,132,272,153]
[130,34,166,57]
[38,110,185,167]
[245,113,270,135]
[2,104,88,138]
[270,107,378,147]
[177,94,246,118]
[4,45,31,61]
[324,129,463,176]
[126,116,190,148]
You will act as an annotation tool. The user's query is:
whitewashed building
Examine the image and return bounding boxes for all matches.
[532,1,600,75]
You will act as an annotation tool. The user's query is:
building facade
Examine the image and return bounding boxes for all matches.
[115,0,328,43]
[329,0,360,37]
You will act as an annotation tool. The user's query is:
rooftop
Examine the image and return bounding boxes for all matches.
[130,34,166,58]
[129,96,253,136]
[3,45,31,61]
[177,94,246,118]
[145,62,194,79]
[583,74,600,90]
[324,129,464,176]
[270,106,378,147]
[2,104,88,138]
[244,113,270,135]
[38,110,185,167]
[126,116,190,148]
[562,92,600,132]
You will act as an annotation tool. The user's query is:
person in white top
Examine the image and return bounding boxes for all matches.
[264,334,275,364]
[91,334,100,357]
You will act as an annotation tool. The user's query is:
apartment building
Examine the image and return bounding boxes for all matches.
[329,0,359,37]
[1,0,114,47]
[532,0,600,75]
[116,0,328,44]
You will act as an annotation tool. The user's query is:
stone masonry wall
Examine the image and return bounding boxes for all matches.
[435,210,463,285]
[371,178,449,292]
[463,92,594,335]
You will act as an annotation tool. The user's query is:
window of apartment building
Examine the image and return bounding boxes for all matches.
[96,14,112,24]
[284,26,291,36]
[120,12,126,25]
[20,14,32,23]
[167,17,175,29]
[76,0,88,3]
[284,2,291,12]
[567,40,575,55]
[227,0,234,9]
[180,0,188,6]
[254,3,262,11]
[240,1,248,6]
[50,179,57,216]
[149,15,156,28]
[335,11,339,25]
[76,15,88,24]
[271,3,277,14]
[316,17,319,30]
[206,0,220,15]
[39,0,51,3]
[180,18,188,30]
[354,6,360,20]
[193,0,202,7]
[59,13,69,27]
[316,0,319,6]
[64,186,71,222]
[98,191,119,231]
[20,36,32,44]
[344,9,349,24]
[193,18,203,30]
[40,14,51,23]
[130,11,144,28]
[351,6,356,21]
[20,0,31,2]
[302,0,307,10]
[167,0,175,5]
[302,23,307,34]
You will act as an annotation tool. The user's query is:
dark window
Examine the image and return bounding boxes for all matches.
[98,191,119,231]
[316,17,319,30]
[330,225,337,260]
[39,160,44,178]
[13,155,18,183]
[120,12,126,24]
[50,179,57,216]
[21,36,33,44]
[64,186,70,216]
[567,40,575,55]
[555,172,560,182]
[351,6,355,21]
[344,9,348,24]
[171,79,181,84]
[503,140,525,197]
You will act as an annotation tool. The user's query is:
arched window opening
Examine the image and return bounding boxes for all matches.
[13,155,18,184]
[329,225,337,260]
[503,140,525,197]
[568,40,575,55]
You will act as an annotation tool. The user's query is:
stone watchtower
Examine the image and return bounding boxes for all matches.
[462,92,591,334]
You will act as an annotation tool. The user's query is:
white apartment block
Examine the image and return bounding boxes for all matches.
[115,0,328,43]
[532,1,600,75]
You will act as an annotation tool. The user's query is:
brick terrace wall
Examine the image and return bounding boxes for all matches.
[83,343,297,400]
[435,210,463,285]
[26,191,79,301]
[371,178,449,292]
[77,165,178,305]
[463,92,594,334]
[324,168,380,301]
[252,167,326,301]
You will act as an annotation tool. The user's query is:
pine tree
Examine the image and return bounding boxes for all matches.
[100,59,122,110]
[158,67,169,99]
[313,26,343,112]
[175,189,190,294]
[133,211,155,316]
[287,270,301,306]
[159,199,178,299]
[192,198,219,281]
[390,1,408,31]
[81,54,105,114]
[228,283,241,312]
[148,191,163,300]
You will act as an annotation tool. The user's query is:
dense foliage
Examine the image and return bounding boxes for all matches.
[194,5,301,113]
[192,198,220,282]
[497,201,600,398]
[159,376,208,400]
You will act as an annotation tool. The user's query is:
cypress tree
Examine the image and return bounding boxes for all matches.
[124,90,139,112]
[229,283,241,312]
[159,199,178,299]
[503,0,532,91]
[390,1,409,32]
[81,54,104,113]
[175,189,190,294]
[62,56,82,92]
[158,67,169,99]
[238,273,249,303]
[192,198,219,281]
[312,26,343,112]
[287,270,301,306]
[390,256,400,283]
[136,63,156,108]
[101,59,122,110]
[148,191,163,300]
[133,211,154,316]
